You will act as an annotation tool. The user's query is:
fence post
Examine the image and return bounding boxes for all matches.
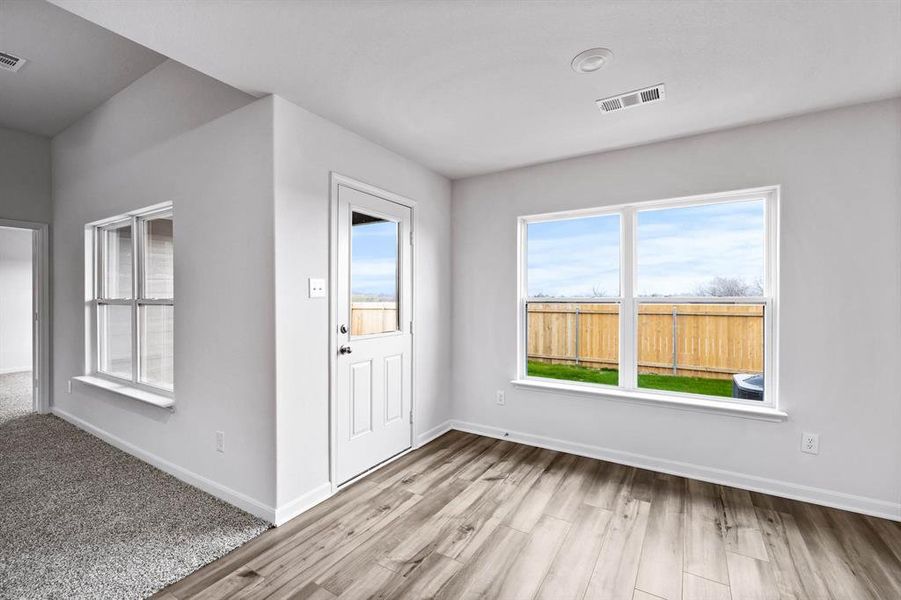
[574,307,581,365]
[671,306,678,375]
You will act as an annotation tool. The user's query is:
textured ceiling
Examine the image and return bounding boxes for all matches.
[51,0,901,177]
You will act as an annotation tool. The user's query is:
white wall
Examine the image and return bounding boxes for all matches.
[0,227,33,374]
[0,126,51,224]
[51,60,282,515]
[272,96,453,514]
[451,98,901,519]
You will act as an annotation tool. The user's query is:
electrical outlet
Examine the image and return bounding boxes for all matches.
[216,431,226,453]
[496,391,505,405]
[308,278,326,298]
[801,432,819,455]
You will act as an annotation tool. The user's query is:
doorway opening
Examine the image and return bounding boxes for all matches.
[0,226,35,420]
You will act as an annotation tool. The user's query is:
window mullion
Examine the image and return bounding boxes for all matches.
[621,207,637,390]
[131,216,140,384]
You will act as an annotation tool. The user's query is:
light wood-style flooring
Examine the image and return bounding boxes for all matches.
[155,430,901,600]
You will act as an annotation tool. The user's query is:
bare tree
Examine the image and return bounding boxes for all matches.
[695,276,763,297]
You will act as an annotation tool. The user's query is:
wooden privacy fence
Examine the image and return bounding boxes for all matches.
[528,302,763,379]
[351,302,398,335]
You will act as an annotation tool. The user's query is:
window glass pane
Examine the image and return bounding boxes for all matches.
[144,216,173,298]
[637,303,765,400]
[350,211,399,336]
[527,302,619,386]
[637,200,764,297]
[140,304,174,390]
[99,304,132,379]
[527,214,620,299]
[102,223,133,299]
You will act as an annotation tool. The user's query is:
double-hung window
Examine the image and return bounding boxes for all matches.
[88,204,174,398]
[519,187,778,410]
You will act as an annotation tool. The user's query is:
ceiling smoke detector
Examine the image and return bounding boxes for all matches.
[596,84,666,114]
[0,51,26,73]
[571,48,614,73]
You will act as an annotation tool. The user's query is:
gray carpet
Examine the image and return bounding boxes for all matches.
[0,373,270,600]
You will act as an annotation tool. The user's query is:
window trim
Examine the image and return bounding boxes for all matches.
[515,185,780,415]
[86,202,174,403]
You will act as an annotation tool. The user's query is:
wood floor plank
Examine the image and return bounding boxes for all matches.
[433,525,528,599]
[755,507,831,600]
[536,504,613,600]
[432,444,552,564]
[720,486,769,561]
[154,432,900,600]
[333,564,396,600]
[682,572,732,600]
[505,452,576,532]
[635,473,685,600]
[726,551,780,600]
[789,502,876,599]
[633,590,667,600]
[584,498,652,599]
[238,489,422,599]
[684,479,730,585]
[585,461,635,510]
[495,514,570,599]
[172,481,382,599]
[825,507,901,599]
[284,582,336,600]
[542,454,597,520]
[316,478,470,595]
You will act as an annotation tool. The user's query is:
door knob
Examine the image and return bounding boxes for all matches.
[339,345,353,355]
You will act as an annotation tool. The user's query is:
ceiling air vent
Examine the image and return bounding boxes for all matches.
[596,84,665,114]
[0,51,26,73]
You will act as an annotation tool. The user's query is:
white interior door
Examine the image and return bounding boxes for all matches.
[335,184,412,485]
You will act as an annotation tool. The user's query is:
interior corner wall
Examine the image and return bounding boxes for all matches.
[272,95,453,511]
[0,126,51,224]
[451,98,901,519]
[51,60,280,517]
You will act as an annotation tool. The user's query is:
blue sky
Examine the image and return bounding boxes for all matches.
[528,200,765,298]
[351,220,398,299]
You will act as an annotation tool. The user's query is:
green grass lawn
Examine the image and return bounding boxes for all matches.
[526,361,734,397]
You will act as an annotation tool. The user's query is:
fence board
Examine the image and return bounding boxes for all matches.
[527,302,763,379]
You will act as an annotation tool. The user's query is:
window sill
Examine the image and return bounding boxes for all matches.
[73,375,174,409]
[510,378,787,422]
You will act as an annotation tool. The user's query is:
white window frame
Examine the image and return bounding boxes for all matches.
[81,202,174,405]
[514,186,782,420]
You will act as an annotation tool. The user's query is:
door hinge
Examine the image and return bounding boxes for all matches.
[409,231,414,245]
[409,412,413,424]
[410,320,414,334]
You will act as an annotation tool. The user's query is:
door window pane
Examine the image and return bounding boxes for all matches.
[351,212,399,336]
[527,214,620,299]
[144,216,173,298]
[527,302,619,385]
[102,223,133,299]
[636,303,765,399]
[637,200,764,297]
[99,304,132,379]
[139,304,174,390]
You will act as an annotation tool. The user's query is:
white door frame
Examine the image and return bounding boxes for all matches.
[328,173,416,493]
[0,218,50,414]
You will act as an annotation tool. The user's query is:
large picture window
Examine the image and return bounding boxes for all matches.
[89,204,174,394]
[519,187,777,408]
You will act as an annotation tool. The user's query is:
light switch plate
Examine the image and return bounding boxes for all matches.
[309,278,326,298]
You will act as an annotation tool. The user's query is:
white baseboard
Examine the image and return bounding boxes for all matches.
[415,419,453,447]
[273,482,333,526]
[0,366,31,375]
[450,420,901,521]
[51,407,277,523]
